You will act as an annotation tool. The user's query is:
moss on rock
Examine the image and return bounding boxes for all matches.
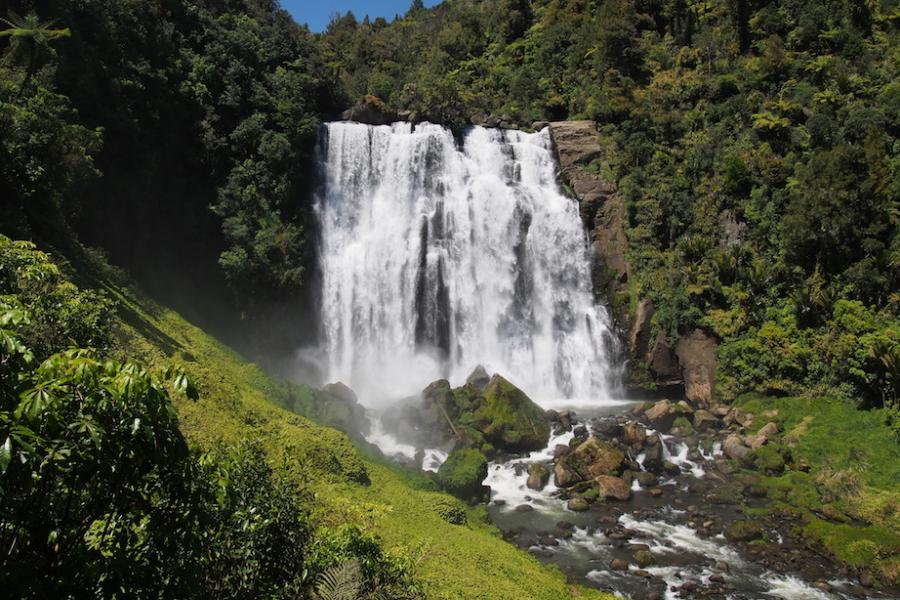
[437,448,489,499]
[472,375,550,452]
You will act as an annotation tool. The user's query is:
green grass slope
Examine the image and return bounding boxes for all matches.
[95,276,612,600]
[736,395,900,584]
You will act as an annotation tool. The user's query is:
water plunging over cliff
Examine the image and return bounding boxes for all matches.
[315,121,619,406]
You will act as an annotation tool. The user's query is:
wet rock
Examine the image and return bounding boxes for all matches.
[643,438,665,474]
[567,497,590,512]
[593,419,623,438]
[709,573,726,584]
[634,549,655,567]
[609,558,629,571]
[476,375,551,451]
[723,434,751,462]
[663,461,681,476]
[635,471,658,487]
[514,503,534,513]
[554,461,582,487]
[812,581,832,592]
[716,561,730,573]
[622,421,648,446]
[649,487,663,497]
[531,120,549,131]
[572,425,589,442]
[558,409,575,430]
[594,475,631,501]
[553,444,571,459]
[859,572,875,588]
[570,436,625,478]
[693,409,720,431]
[556,520,575,530]
[465,365,491,390]
[645,399,678,431]
[526,463,551,491]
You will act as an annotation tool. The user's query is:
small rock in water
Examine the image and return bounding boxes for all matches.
[609,558,629,571]
[649,487,663,497]
[567,497,589,512]
[514,503,534,513]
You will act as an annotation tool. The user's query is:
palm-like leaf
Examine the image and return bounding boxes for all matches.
[1,11,71,94]
[314,560,364,600]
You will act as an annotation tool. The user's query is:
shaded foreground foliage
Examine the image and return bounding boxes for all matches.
[0,237,416,598]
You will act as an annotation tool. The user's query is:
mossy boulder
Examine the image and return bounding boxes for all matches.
[526,463,551,491]
[568,436,625,479]
[725,520,764,542]
[634,549,655,567]
[750,444,790,474]
[437,449,489,500]
[470,375,550,452]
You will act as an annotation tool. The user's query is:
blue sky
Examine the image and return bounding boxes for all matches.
[282,1,441,32]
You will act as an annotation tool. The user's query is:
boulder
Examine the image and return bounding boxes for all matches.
[567,497,590,512]
[436,449,488,500]
[628,299,655,357]
[642,437,665,474]
[724,520,763,542]
[342,96,397,125]
[693,409,720,431]
[465,365,491,390]
[647,331,681,382]
[675,330,717,407]
[746,422,779,449]
[723,434,751,462]
[634,549,655,568]
[570,436,625,478]
[635,471,658,487]
[622,422,647,446]
[609,558,629,571]
[644,399,684,432]
[554,462,582,488]
[317,382,370,435]
[594,475,631,501]
[531,120,549,131]
[472,375,550,452]
[526,463,551,491]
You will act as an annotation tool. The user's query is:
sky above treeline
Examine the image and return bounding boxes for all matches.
[282,1,441,32]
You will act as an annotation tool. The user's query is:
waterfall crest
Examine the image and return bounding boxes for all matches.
[315,121,619,406]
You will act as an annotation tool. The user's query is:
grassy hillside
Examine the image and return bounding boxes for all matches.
[735,394,900,583]
[90,259,612,600]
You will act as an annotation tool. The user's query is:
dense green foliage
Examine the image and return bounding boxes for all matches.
[0,237,416,597]
[1,0,339,350]
[324,0,898,413]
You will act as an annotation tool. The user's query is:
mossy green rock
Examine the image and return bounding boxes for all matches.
[471,375,550,452]
[725,520,764,542]
[437,448,489,499]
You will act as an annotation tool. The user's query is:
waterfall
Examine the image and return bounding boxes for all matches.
[315,121,620,406]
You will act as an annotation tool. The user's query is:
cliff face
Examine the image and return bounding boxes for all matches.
[548,121,629,314]
[548,121,717,404]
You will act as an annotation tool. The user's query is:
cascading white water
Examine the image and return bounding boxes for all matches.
[315,121,620,406]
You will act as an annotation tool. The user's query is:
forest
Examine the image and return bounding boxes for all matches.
[0,0,898,598]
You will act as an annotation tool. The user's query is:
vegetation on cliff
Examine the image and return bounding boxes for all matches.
[324,0,898,421]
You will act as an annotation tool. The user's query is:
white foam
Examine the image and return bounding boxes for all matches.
[764,573,837,599]
[364,419,416,461]
[421,448,448,472]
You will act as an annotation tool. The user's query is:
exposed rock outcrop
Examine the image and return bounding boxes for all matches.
[675,330,718,407]
[628,299,654,358]
[548,121,629,316]
[342,96,397,125]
